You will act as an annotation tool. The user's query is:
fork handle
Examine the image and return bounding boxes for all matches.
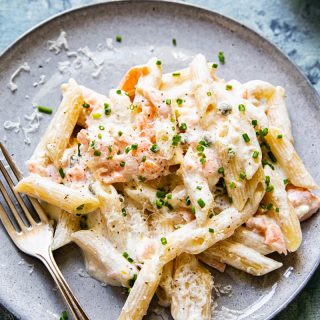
[38,249,90,320]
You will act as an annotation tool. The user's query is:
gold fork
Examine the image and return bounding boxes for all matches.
[0,143,89,320]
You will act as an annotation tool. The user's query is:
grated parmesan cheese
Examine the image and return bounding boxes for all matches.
[67,51,83,69]
[22,110,43,145]
[58,60,71,74]
[106,38,114,50]
[91,65,104,79]
[78,46,104,67]
[18,258,35,275]
[7,62,31,92]
[47,30,69,54]
[4,118,21,133]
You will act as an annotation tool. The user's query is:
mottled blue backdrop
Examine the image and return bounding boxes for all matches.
[0,0,319,319]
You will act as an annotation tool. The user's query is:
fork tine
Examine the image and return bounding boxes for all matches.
[0,202,17,236]
[0,161,36,226]
[28,197,48,223]
[0,142,23,180]
[0,143,48,223]
[0,180,26,230]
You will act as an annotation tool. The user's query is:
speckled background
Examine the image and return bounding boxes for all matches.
[0,1,319,319]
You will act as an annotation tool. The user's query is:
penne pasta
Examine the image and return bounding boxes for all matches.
[32,79,83,168]
[171,253,213,320]
[72,230,138,287]
[267,86,294,143]
[15,174,100,214]
[199,239,282,276]
[264,126,318,189]
[263,166,302,252]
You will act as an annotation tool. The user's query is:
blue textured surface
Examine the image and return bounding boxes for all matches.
[0,1,319,319]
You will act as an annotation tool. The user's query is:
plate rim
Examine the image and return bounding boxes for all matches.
[0,1,319,319]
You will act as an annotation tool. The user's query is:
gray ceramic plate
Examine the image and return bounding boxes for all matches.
[0,1,319,319]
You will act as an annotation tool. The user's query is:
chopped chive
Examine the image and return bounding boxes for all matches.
[77,143,81,157]
[276,207,280,212]
[259,128,269,137]
[116,89,122,95]
[179,123,187,131]
[207,91,212,96]
[172,38,177,46]
[125,146,131,154]
[228,197,233,204]
[218,51,225,64]
[197,198,206,208]
[229,181,236,189]
[128,274,137,288]
[156,60,162,66]
[59,168,65,179]
[108,145,112,153]
[242,133,250,143]
[277,134,283,139]
[82,102,90,109]
[283,179,289,185]
[156,199,164,209]
[218,167,225,176]
[196,186,202,190]
[238,104,246,112]
[199,139,211,147]
[186,196,191,206]
[251,119,258,127]
[138,175,146,182]
[131,143,138,150]
[239,172,246,180]
[200,157,206,165]
[208,228,214,233]
[166,99,171,105]
[99,125,105,130]
[265,176,270,185]
[142,155,147,162]
[172,134,181,146]
[122,208,127,216]
[266,185,274,192]
[191,206,196,214]
[92,113,101,119]
[150,144,159,153]
[98,133,102,139]
[176,98,183,105]
[123,252,129,259]
[172,73,181,77]
[196,144,205,152]
[118,131,123,136]
[266,203,273,210]
[59,311,69,320]
[167,193,172,199]
[37,106,52,114]
[212,63,218,69]
[161,237,168,245]
[104,103,111,115]
[94,150,101,156]
[120,161,125,167]
[116,35,122,42]
[156,190,166,199]
[252,151,259,159]
[225,84,233,91]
